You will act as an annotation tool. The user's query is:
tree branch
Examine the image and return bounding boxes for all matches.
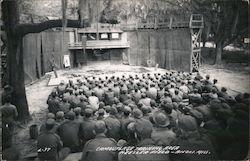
[14,19,84,37]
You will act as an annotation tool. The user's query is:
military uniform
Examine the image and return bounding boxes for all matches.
[105,90,115,105]
[148,87,158,100]
[104,115,121,141]
[132,91,142,104]
[94,87,105,102]
[80,118,96,144]
[1,103,18,137]
[81,133,117,161]
[47,97,60,114]
[88,95,99,111]
[58,101,71,114]
[138,97,151,107]
[120,115,134,140]
[37,131,70,161]
[151,127,176,146]
[57,120,81,152]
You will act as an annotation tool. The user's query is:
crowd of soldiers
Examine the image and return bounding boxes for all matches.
[3,71,248,161]
[39,71,249,161]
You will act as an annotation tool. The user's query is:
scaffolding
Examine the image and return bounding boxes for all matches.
[189,14,204,72]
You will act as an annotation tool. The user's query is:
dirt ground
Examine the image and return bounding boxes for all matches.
[13,63,249,159]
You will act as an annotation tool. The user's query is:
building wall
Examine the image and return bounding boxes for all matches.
[22,31,69,84]
[127,28,191,72]
[22,28,191,84]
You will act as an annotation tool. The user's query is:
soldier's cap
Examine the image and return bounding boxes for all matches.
[141,106,149,114]
[135,118,153,137]
[56,111,64,119]
[114,97,120,103]
[51,91,57,97]
[105,105,111,112]
[99,102,105,108]
[74,107,82,114]
[123,106,131,113]
[150,100,156,106]
[67,111,76,120]
[117,139,127,147]
[153,112,170,127]
[178,115,198,132]
[47,113,55,119]
[95,120,106,134]
[110,106,118,115]
[127,122,135,132]
[46,118,55,129]
[85,108,93,115]
[133,109,143,119]
[98,108,105,114]
[80,96,87,101]
[116,103,123,111]
[141,93,146,98]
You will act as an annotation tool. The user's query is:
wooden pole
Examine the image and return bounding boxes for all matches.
[169,16,173,29]
[61,0,67,69]
[96,0,99,40]
[82,35,87,66]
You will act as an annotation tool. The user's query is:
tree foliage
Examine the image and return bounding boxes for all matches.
[192,0,248,64]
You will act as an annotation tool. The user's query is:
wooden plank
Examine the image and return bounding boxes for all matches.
[127,31,138,65]
[36,33,42,78]
[23,33,38,83]
[68,41,130,49]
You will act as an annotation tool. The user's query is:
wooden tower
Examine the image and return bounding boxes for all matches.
[189,14,204,72]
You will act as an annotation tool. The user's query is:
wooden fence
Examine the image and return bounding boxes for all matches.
[23,31,68,84]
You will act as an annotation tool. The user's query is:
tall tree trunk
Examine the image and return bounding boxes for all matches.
[215,41,222,64]
[2,0,82,121]
[2,0,31,121]
[7,36,31,121]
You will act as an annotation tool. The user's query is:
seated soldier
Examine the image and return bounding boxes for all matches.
[80,108,96,145]
[47,92,60,114]
[81,121,118,161]
[170,112,217,161]
[151,112,177,146]
[40,113,56,133]
[57,111,81,152]
[119,117,170,161]
[104,106,121,141]
[37,119,70,161]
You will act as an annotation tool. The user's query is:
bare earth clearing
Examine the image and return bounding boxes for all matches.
[13,63,249,159]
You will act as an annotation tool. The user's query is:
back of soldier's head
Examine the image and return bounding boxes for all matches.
[85,108,93,118]
[45,119,55,130]
[95,120,106,134]
[74,107,81,116]
[135,119,153,139]
[56,111,64,120]
[67,111,76,120]
[3,95,11,104]
[47,113,55,119]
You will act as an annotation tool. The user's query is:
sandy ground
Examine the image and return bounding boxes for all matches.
[200,64,250,95]
[13,63,249,159]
